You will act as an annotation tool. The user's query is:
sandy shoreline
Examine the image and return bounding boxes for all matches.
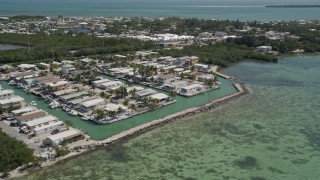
[8,83,249,179]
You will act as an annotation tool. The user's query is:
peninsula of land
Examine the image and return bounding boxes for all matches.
[266,5,320,8]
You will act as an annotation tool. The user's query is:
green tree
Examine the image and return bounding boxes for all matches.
[64,120,73,130]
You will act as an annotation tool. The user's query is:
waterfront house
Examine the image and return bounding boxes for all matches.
[134,88,157,100]
[46,80,69,91]
[179,84,205,96]
[194,63,209,72]
[163,80,189,91]
[60,91,88,102]
[11,106,36,117]
[9,71,36,81]
[68,96,96,108]
[33,121,64,135]
[157,74,176,85]
[197,74,215,82]
[149,93,169,102]
[92,79,110,86]
[0,96,25,113]
[44,128,84,146]
[104,103,128,112]
[79,98,105,113]
[0,89,14,100]
[17,110,47,124]
[25,115,58,129]
[53,88,77,97]
[97,81,123,90]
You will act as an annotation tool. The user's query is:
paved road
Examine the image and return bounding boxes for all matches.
[0,121,41,154]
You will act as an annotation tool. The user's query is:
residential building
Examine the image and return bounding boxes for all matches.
[25,115,58,129]
[79,98,105,113]
[17,110,47,124]
[197,74,215,82]
[163,80,188,91]
[180,84,205,96]
[0,96,24,113]
[44,129,84,146]
[97,81,123,90]
[61,64,77,74]
[149,93,169,102]
[134,88,156,100]
[157,74,176,85]
[0,89,14,100]
[33,121,64,135]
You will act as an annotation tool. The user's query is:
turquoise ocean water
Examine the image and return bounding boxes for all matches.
[19,55,320,179]
[1,0,320,20]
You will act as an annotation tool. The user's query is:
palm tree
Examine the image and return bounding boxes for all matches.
[94,109,105,119]
[169,91,177,99]
[108,110,117,118]
[129,104,137,111]
[129,88,137,97]
[206,79,214,87]
[64,120,73,130]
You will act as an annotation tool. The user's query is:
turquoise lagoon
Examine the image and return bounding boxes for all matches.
[19,55,320,179]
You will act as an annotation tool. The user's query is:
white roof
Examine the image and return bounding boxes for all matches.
[194,63,208,68]
[98,81,123,87]
[0,96,24,105]
[136,88,156,97]
[61,60,74,64]
[47,80,69,87]
[11,107,35,115]
[104,103,128,111]
[60,92,87,101]
[25,115,57,127]
[53,88,76,96]
[33,121,64,132]
[92,79,110,85]
[69,96,96,105]
[48,129,82,142]
[127,86,144,92]
[169,80,188,86]
[18,64,37,69]
[0,89,14,96]
[150,93,168,100]
[182,84,204,90]
[81,98,104,108]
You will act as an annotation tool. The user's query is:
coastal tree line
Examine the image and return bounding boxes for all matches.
[0,129,41,177]
[0,33,155,64]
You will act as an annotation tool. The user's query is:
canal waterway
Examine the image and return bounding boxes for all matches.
[0,44,24,51]
[0,77,237,140]
[19,55,320,179]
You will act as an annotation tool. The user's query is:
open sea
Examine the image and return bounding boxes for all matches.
[16,55,320,180]
[1,0,320,21]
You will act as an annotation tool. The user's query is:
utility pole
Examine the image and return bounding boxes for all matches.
[28,37,30,51]
[52,47,55,59]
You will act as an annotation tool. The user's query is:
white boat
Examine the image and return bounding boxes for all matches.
[49,100,61,108]
[69,110,78,116]
[81,116,89,120]
[29,101,37,106]
[8,80,15,85]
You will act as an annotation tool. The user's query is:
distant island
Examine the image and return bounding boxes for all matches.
[266,5,320,8]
